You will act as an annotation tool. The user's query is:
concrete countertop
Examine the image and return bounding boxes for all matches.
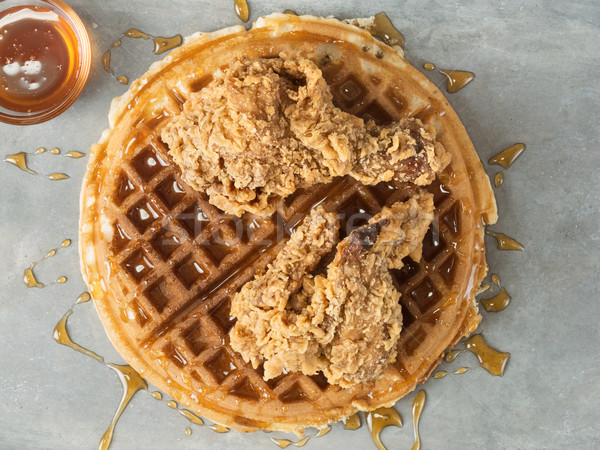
[1,0,598,448]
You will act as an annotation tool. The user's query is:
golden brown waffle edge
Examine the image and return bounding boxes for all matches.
[79,13,497,432]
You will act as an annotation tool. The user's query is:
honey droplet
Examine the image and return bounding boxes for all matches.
[49,147,60,155]
[23,264,44,288]
[75,292,91,304]
[486,230,524,251]
[47,173,69,181]
[150,391,162,400]
[209,423,230,433]
[4,152,37,175]
[494,172,504,187]
[464,334,510,376]
[272,426,331,448]
[57,276,67,284]
[370,12,405,49]
[423,62,435,71]
[489,143,526,169]
[433,371,447,379]
[367,407,403,450]
[444,349,464,363]
[454,367,469,374]
[166,400,178,409]
[179,409,204,426]
[234,0,249,22]
[438,68,475,93]
[481,287,511,312]
[103,29,182,84]
[283,9,297,15]
[185,426,192,437]
[343,413,362,430]
[411,390,426,450]
[61,239,71,248]
[65,151,85,159]
[35,147,46,154]
[491,273,500,286]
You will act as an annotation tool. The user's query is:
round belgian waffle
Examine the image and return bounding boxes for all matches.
[80,14,497,432]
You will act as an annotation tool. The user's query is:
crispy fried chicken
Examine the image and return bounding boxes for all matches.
[229,192,435,387]
[161,56,449,217]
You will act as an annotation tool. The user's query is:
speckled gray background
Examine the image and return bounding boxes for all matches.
[1,1,599,449]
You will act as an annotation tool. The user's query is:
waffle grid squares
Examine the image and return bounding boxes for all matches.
[87,22,491,429]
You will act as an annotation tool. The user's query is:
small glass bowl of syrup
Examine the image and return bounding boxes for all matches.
[0,0,91,125]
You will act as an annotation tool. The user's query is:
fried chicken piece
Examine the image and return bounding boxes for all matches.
[161,56,449,217]
[229,206,341,379]
[311,192,435,387]
[229,192,435,387]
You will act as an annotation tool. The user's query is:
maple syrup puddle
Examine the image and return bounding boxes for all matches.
[4,147,85,180]
[23,239,71,288]
[366,406,403,450]
[486,230,524,251]
[411,390,426,450]
[234,0,250,22]
[272,426,331,448]
[488,143,526,188]
[102,29,182,85]
[423,63,475,93]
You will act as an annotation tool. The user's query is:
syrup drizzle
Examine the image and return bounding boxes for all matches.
[423,63,475,93]
[234,0,250,22]
[486,230,524,251]
[272,426,331,448]
[366,407,403,450]
[102,29,183,85]
[343,413,362,430]
[433,370,447,379]
[488,143,526,188]
[370,12,405,49]
[53,294,148,450]
[23,239,71,288]
[411,390,426,450]
[464,335,510,376]
[4,147,84,179]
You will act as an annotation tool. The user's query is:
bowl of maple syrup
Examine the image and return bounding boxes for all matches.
[0,0,91,125]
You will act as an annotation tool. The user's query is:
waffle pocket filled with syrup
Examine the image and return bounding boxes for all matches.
[80,14,497,432]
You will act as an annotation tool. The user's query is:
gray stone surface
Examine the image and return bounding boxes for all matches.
[1,0,599,448]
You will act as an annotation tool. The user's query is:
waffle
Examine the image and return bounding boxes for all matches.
[80,14,497,432]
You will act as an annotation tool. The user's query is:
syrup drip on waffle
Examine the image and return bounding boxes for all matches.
[480,273,512,312]
[411,390,426,450]
[366,407,403,450]
[342,413,362,430]
[370,12,405,49]
[4,147,84,180]
[23,239,71,288]
[102,29,183,85]
[488,143,526,187]
[423,63,475,93]
[486,231,524,251]
[150,395,231,434]
[272,426,331,448]
[234,0,249,22]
